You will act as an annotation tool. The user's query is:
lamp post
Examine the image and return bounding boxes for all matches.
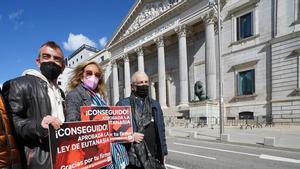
[209,0,224,138]
[217,0,224,138]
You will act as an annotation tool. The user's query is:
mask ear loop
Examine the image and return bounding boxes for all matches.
[131,83,136,92]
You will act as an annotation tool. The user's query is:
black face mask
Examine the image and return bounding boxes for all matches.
[134,85,149,99]
[40,62,62,81]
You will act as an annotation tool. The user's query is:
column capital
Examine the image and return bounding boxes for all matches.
[203,10,217,25]
[122,53,129,62]
[154,36,164,47]
[111,59,118,66]
[102,64,108,71]
[134,46,143,56]
[175,24,186,38]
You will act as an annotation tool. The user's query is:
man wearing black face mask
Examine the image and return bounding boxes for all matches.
[116,71,168,169]
[2,41,65,169]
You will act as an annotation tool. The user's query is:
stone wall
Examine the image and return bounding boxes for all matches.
[271,33,300,123]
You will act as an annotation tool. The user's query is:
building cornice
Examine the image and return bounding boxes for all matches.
[226,0,260,15]
[68,44,100,60]
[107,0,190,51]
[271,31,300,44]
[222,41,270,57]
[271,98,300,103]
[106,0,142,48]
[99,58,110,66]
[225,101,268,107]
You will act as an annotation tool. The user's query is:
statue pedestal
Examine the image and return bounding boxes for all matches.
[189,100,219,126]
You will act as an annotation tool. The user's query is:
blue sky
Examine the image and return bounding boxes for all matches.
[0,0,135,85]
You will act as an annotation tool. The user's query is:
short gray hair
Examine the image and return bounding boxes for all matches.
[131,71,148,84]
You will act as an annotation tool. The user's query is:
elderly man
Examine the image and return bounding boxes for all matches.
[116,71,168,169]
[2,41,65,169]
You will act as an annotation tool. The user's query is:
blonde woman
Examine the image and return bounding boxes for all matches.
[65,61,128,169]
[65,60,106,121]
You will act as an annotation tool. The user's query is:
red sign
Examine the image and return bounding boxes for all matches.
[80,106,134,143]
[49,121,112,169]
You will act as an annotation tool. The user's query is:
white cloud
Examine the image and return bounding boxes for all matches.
[8,9,24,29]
[63,33,97,52]
[99,37,107,47]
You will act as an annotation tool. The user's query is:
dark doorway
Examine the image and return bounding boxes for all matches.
[239,111,254,120]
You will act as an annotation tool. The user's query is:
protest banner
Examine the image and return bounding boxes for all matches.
[80,106,134,143]
[49,121,111,169]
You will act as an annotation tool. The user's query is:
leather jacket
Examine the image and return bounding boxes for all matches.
[0,91,21,168]
[2,74,63,168]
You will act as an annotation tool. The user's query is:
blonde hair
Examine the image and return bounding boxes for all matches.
[67,60,106,97]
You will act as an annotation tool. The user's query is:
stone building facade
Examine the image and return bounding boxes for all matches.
[270,0,300,123]
[63,0,300,125]
[105,0,221,125]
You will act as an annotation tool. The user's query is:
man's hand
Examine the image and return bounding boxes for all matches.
[41,115,62,129]
[133,132,144,143]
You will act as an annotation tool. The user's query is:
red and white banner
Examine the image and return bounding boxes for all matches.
[49,121,112,169]
[80,106,134,143]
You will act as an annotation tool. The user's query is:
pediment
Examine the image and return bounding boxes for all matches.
[123,0,183,37]
[107,0,184,47]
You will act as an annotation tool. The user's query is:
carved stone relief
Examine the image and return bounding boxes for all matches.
[123,0,182,37]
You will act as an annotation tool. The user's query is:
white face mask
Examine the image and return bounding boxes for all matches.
[82,75,99,90]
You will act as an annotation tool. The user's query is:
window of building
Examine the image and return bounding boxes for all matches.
[64,58,68,65]
[81,55,83,59]
[228,0,259,44]
[294,0,300,24]
[237,69,255,96]
[101,56,104,62]
[297,0,300,20]
[237,12,253,40]
[76,58,78,62]
[58,81,62,85]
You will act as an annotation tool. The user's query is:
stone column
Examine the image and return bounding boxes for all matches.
[205,12,217,100]
[150,82,156,100]
[135,46,144,72]
[112,60,119,105]
[123,54,131,97]
[154,36,167,107]
[102,65,108,83]
[102,65,110,104]
[175,25,189,107]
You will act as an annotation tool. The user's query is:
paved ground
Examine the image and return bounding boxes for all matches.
[166,125,300,151]
[165,137,300,169]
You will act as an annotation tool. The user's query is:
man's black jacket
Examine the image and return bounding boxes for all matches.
[2,75,58,168]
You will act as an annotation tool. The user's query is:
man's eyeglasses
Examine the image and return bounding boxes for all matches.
[84,70,101,78]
